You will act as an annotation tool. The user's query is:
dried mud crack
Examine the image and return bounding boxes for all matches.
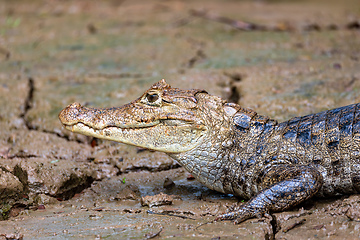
[54,176,95,201]
[19,77,34,130]
[186,49,207,68]
[223,72,243,104]
[17,76,87,144]
[1,74,98,218]
[269,213,280,240]
[190,9,360,32]
[87,72,150,79]
[123,162,182,173]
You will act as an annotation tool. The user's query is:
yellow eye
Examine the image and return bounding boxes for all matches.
[146,93,159,103]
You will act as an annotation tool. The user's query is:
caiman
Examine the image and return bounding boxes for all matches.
[59,79,360,224]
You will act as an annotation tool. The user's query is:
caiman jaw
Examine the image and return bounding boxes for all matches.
[59,98,208,153]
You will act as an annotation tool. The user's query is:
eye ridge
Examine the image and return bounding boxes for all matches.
[146,93,159,103]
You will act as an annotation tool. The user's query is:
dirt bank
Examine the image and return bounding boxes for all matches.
[0,0,360,239]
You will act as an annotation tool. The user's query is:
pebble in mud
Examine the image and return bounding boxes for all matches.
[115,184,140,200]
[346,207,360,222]
[141,192,173,207]
[163,177,175,189]
[0,233,23,240]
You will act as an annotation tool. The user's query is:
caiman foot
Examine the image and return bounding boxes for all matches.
[214,203,265,224]
[215,165,323,224]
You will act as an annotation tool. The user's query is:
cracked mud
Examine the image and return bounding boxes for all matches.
[1,0,360,239]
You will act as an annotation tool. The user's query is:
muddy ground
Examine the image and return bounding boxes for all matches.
[0,0,360,239]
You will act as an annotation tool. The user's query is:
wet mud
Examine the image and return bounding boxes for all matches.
[0,0,360,239]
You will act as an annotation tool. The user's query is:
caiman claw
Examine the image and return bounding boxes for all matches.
[214,204,263,224]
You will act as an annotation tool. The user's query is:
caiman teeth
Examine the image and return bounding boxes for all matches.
[63,120,161,130]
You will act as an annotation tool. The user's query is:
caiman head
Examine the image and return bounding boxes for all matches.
[59,79,235,153]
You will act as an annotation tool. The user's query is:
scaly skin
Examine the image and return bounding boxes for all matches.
[59,79,360,224]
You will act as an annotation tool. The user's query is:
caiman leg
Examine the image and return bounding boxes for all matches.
[216,165,323,224]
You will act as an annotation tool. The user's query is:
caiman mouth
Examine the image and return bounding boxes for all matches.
[61,119,196,132]
[59,102,207,153]
[62,119,161,131]
[63,120,206,154]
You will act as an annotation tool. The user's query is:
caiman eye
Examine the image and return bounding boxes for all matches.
[146,93,159,103]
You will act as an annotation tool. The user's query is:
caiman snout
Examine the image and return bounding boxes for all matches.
[58,102,113,129]
[59,101,159,130]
